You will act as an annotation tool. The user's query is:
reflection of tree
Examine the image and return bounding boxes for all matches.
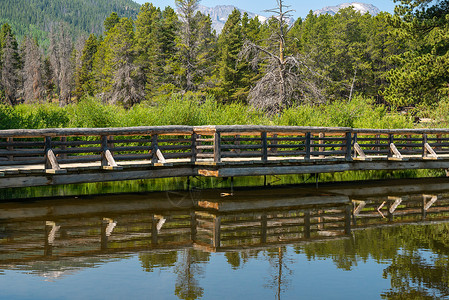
[225,250,256,270]
[174,249,210,300]
[381,252,449,299]
[265,247,293,300]
[298,223,449,299]
[139,251,178,272]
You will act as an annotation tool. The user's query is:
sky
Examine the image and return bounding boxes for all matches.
[134,0,397,18]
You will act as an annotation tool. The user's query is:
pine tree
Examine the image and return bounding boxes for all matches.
[159,6,180,93]
[216,9,244,101]
[101,17,144,107]
[174,0,216,92]
[104,12,120,33]
[134,3,163,97]
[383,0,449,106]
[74,33,98,98]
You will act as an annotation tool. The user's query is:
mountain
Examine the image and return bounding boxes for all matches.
[0,0,140,43]
[197,5,267,33]
[313,2,380,16]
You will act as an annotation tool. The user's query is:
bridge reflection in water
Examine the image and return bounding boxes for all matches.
[2,179,449,298]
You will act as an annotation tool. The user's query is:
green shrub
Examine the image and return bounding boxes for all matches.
[66,97,125,128]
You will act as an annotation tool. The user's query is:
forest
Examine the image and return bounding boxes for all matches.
[0,0,448,129]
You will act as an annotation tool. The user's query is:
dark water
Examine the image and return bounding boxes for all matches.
[2,179,449,299]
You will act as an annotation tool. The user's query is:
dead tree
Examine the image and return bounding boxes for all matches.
[49,23,73,106]
[1,33,18,105]
[241,0,324,114]
[22,36,45,103]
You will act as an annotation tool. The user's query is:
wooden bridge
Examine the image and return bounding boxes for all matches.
[1,125,449,189]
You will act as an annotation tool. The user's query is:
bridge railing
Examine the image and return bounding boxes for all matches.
[199,125,353,163]
[1,126,449,172]
[0,126,193,173]
[353,128,449,161]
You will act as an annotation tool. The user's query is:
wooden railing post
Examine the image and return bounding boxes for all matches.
[261,132,268,163]
[388,134,394,158]
[353,133,358,158]
[101,135,109,166]
[191,133,198,163]
[305,132,311,161]
[345,131,353,161]
[319,132,325,158]
[214,132,221,163]
[423,133,428,158]
[60,137,68,160]
[6,137,13,161]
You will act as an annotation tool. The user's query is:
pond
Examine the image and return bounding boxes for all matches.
[1,178,449,299]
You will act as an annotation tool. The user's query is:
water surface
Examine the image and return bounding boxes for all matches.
[1,179,449,299]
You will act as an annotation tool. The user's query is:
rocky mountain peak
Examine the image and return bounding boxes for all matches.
[313,2,380,16]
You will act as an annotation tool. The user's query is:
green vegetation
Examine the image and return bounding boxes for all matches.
[0,0,140,46]
[0,0,447,118]
[0,94,414,129]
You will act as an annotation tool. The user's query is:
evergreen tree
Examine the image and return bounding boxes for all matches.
[134,3,163,97]
[383,0,449,106]
[159,6,180,93]
[74,33,98,98]
[104,12,120,33]
[174,0,216,92]
[100,17,143,107]
[216,9,244,101]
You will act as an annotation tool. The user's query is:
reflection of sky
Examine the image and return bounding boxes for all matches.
[0,248,391,300]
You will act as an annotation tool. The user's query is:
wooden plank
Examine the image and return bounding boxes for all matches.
[353,143,371,161]
[423,142,438,160]
[214,132,221,163]
[213,216,221,248]
[191,133,198,163]
[0,167,196,189]
[423,195,438,211]
[197,195,349,212]
[388,197,403,214]
[389,143,404,160]
[353,200,366,216]
[261,132,268,163]
[345,132,352,161]
[44,137,67,174]
[6,137,13,161]
[0,126,194,138]
[305,132,311,161]
[211,125,352,134]
[101,135,122,170]
[318,133,325,158]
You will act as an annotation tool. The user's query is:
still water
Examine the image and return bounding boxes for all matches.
[1,178,449,299]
